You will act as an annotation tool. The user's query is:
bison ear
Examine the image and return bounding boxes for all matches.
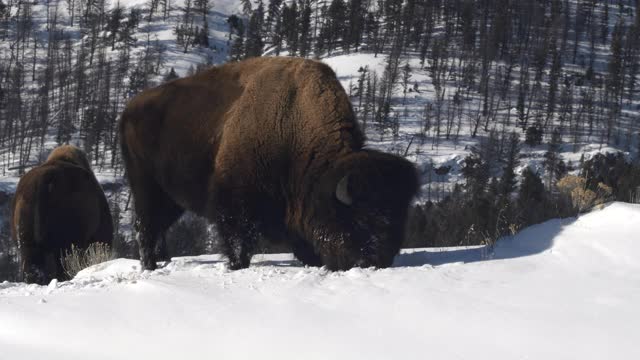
[335,175,353,206]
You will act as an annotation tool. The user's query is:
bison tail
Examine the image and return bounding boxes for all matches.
[118,110,135,180]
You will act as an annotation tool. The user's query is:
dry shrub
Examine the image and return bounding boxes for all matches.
[61,242,113,279]
[595,183,613,203]
[557,175,611,213]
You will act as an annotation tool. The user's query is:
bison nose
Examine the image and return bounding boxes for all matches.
[355,259,373,268]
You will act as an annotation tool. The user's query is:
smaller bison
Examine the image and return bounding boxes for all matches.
[11,145,113,284]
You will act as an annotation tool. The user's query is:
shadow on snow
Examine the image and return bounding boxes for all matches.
[171,216,576,271]
[394,217,577,267]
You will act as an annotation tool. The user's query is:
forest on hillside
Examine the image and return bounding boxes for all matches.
[0,0,639,172]
[1,0,640,280]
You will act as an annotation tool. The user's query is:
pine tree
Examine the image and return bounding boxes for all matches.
[362,70,376,134]
[346,0,365,52]
[282,1,298,55]
[462,131,499,197]
[241,0,252,16]
[265,0,283,37]
[326,0,346,54]
[106,3,124,50]
[164,67,179,82]
[517,67,530,129]
[119,8,141,47]
[245,2,264,58]
[499,132,521,199]
[624,24,639,104]
[175,0,196,53]
[546,42,561,127]
[600,0,609,44]
[401,62,412,105]
[606,19,625,142]
[194,0,212,47]
[525,126,543,146]
[517,167,547,225]
[227,15,245,60]
[298,0,312,57]
[543,128,566,188]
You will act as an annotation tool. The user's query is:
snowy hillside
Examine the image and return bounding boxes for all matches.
[1,202,638,359]
[1,0,638,190]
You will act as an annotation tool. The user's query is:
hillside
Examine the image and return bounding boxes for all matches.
[2,0,640,276]
[0,0,638,187]
[1,202,639,359]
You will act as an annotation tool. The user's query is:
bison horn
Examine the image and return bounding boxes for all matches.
[336,175,352,205]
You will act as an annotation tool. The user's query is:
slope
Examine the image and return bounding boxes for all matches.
[0,202,638,359]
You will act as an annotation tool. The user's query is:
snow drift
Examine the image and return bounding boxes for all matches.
[1,202,639,359]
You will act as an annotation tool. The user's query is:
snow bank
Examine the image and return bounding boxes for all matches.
[1,203,639,359]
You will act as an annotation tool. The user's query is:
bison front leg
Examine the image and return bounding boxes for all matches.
[135,218,159,270]
[217,216,258,270]
[155,233,170,262]
[291,237,323,267]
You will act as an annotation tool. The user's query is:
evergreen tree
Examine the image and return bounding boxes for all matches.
[245,1,265,58]
[298,0,312,57]
[346,0,365,52]
[401,61,412,105]
[106,3,124,50]
[164,67,179,82]
[543,128,566,188]
[525,126,543,146]
[600,1,609,43]
[499,132,521,199]
[175,0,196,53]
[606,19,625,142]
[265,0,283,37]
[325,0,346,54]
[119,8,141,47]
[517,167,547,226]
[546,42,562,127]
[462,131,499,196]
[227,15,245,60]
[282,1,298,55]
[241,0,252,16]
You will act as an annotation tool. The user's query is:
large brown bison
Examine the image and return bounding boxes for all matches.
[120,57,418,271]
[11,145,113,284]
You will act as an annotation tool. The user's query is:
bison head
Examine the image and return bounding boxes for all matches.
[306,150,419,270]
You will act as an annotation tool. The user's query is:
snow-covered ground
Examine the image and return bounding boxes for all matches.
[1,202,638,359]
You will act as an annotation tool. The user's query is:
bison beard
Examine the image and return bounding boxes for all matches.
[120,57,418,271]
[11,145,113,284]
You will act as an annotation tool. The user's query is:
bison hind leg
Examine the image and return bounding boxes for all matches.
[132,184,185,271]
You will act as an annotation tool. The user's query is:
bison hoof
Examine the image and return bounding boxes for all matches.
[140,258,157,271]
[228,260,249,271]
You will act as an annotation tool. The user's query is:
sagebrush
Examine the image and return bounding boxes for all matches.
[61,243,113,279]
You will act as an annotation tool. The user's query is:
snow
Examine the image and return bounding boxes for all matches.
[1,202,639,359]
[323,53,389,80]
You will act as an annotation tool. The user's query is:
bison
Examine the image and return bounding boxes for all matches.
[120,57,418,271]
[11,145,113,284]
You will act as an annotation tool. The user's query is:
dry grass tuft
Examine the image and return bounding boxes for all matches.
[61,242,113,279]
